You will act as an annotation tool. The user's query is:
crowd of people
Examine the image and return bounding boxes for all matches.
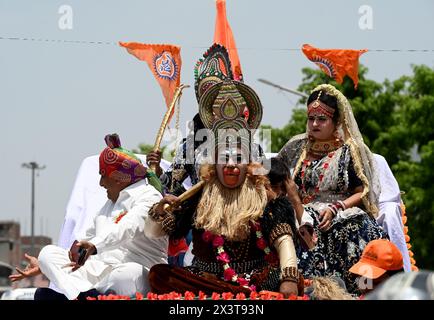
[9,44,427,300]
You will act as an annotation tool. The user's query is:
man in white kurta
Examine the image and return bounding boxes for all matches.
[37,134,168,299]
[57,154,173,250]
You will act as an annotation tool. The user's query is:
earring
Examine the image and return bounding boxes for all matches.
[333,130,341,143]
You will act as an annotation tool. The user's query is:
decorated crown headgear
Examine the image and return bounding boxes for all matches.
[194,44,234,103]
[198,79,263,156]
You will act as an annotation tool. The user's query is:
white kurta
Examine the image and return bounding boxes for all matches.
[374,154,411,272]
[57,154,172,250]
[39,179,167,299]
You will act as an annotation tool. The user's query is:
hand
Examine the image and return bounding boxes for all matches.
[318,208,334,232]
[146,151,163,176]
[9,253,41,282]
[67,240,96,271]
[154,194,181,216]
[283,177,305,224]
[283,178,301,204]
[298,225,317,250]
[279,280,298,298]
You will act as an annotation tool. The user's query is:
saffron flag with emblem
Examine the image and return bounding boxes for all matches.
[214,0,243,81]
[119,42,181,119]
[301,44,367,89]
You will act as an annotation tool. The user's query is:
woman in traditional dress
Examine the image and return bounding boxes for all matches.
[278,84,387,294]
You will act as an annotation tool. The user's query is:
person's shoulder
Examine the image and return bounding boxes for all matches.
[124,179,161,199]
[268,196,294,214]
[279,134,307,153]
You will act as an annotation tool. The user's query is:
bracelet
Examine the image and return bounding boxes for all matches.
[280,266,299,283]
[269,223,293,245]
[148,203,163,221]
[161,214,176,234]
[327,203,338,217]
[149,202,176,234]
[336,200,346,210]
[327,200,346,218]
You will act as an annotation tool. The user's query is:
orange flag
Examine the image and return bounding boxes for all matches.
[119,42,181,118]
[302,44,367,89]
[214,0,243,81]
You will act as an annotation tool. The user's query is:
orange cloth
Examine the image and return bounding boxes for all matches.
[119,42,182,120]
[302,44,367,89]
[214,0,242,81]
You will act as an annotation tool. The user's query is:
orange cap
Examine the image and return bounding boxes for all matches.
[349,239,403,279]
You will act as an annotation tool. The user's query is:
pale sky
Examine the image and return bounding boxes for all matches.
[1,0,434,243]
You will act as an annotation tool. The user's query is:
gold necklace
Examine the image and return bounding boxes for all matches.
[307,138,342,159]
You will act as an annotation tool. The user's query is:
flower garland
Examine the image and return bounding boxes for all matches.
[86,291,310,300]
[202,221,278,290]
[401,202,418,271]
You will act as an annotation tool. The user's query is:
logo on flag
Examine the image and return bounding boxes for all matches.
[311,56,337,79]
[154,51,178,81]
[119,42,182,119]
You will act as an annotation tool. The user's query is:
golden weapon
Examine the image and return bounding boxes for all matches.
[163,180,205,213]
[150,84,190,172]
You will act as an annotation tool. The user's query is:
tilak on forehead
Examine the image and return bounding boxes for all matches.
[307,91,336,118]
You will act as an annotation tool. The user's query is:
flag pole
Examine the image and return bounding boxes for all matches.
[150,84,189,171]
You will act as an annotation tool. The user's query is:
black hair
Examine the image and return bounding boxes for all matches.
[186,113,206,152]
[307,90,340,123]
[268,157,290,186]
[192,113,205,134]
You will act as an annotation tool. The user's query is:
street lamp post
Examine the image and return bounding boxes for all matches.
[22,161,45,287]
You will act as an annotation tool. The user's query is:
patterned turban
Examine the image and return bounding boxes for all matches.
[99,134,147,184]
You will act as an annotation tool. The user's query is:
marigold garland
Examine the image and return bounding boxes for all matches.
[86,291,310,300]
[400,202,418,271]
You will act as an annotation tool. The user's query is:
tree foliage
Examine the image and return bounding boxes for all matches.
[262,64,434,269]
[133,144,173,161]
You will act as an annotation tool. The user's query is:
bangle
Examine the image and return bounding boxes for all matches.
[327,203,338,217]
[327,200,346,218]
[280,266,299,283]
[337,200,346,210]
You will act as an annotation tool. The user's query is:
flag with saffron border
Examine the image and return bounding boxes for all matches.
[302,44,367,89]
[119,42,182,119]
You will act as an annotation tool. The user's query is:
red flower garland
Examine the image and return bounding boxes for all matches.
[87,291,310,300]
[202,221,278,290]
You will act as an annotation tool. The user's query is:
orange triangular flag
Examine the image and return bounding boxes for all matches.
[302,44,367,89]
[214,0,243,81]
[119,42,181,119]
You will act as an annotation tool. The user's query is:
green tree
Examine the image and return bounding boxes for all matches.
[263,64,434,269]
[133,143,174,161]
